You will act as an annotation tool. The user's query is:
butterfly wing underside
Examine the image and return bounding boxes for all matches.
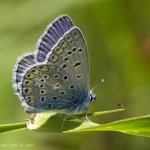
[15,15,90,113]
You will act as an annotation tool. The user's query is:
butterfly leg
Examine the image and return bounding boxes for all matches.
[59,111,80,132]
[82,107,91,122]
[59,114,69,133]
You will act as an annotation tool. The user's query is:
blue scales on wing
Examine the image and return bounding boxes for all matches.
[36,15,74,62]
[13,53,36,96]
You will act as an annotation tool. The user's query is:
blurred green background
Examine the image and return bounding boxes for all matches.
[0,0,150,149]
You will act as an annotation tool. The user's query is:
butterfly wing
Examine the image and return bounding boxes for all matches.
[21,64,83,113]
[13,53,36,95]
[21,27,90,113]
[46,27,90,98]
[13,15,73,92]
[14,15,90,113]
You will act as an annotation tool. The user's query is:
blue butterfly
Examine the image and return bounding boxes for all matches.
[13,15,96,118]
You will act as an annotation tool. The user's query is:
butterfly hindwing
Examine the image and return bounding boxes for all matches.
[13,53,36,95]
[21,64,82,112]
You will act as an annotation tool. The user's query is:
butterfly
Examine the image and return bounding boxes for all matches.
[13,15,96,117]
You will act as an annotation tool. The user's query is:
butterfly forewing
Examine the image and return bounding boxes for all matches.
[47,27,90,98]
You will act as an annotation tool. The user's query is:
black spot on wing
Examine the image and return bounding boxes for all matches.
[74,62,81,68]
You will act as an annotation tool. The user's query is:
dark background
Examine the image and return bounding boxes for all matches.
[0,0,150,149]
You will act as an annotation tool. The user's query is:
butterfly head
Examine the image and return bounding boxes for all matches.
[89,90,97,103]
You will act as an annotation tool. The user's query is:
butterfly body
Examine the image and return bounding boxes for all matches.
[13,15,96,114]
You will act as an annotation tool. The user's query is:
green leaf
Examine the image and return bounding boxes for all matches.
[27,108,124,133]
[65,115,150,138]
[1,108,150,138]
[1,109,123,134]
[27,109,150,137]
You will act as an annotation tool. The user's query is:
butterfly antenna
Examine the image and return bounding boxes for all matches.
[92,78,109,102]
[92,78,105,91]
[93,78,125,108]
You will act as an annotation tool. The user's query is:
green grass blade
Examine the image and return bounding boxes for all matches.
[65,115,150,137]
[0,109,123,134]
[74,108,125,119]
[1,109,149,138]
[0,122,26,133]
[27,110,150,137]
[27,108,125,133]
